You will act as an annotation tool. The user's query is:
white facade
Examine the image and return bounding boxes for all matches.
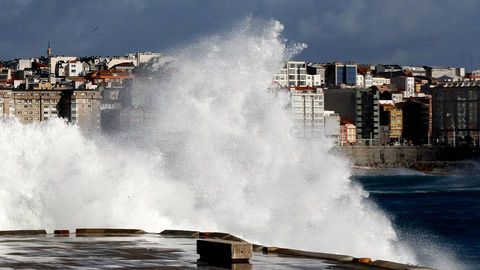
[356,74,365,87]
[49,56,77,74]
[290,88,325,138]
[15,58,33,71]
[392,93,403,103]
[364,73,373,88]
[323,110,340,141]
[55,61,68,77]
[402,66,426,77]
[274,61,307,87]
[65,61,82,77]
[427,66,465,79]
[372,76,390,86]
[306,74,323,87]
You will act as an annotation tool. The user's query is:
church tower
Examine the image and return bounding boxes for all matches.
[47,41,52,57]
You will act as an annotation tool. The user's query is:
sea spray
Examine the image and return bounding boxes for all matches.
[0,19,422,264]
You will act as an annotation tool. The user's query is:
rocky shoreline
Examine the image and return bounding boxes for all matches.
[332,145,480,175]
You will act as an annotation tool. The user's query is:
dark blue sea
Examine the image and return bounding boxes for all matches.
[354,174,480,270]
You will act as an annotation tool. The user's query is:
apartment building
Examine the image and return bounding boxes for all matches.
[60,90,102,134]
[273,61,308,87]
[325,62,357,86]
[290,86,325,138]
[10,91,61,123]
[0,90,14,117]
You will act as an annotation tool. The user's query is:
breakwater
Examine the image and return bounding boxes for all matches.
[332,145,480,174]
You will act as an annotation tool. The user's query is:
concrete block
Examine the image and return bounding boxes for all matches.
[75,228,145,236]
[197,239,252,264]
[54,230,70,236]
[353,257,372,264]
[0,230,46,236]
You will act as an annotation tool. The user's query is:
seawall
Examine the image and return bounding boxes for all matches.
[332,145,480,174]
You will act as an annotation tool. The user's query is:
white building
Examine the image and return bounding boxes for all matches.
[55,61,68,77]
[364,73,373,88]
[306,74,323,87]
[274,61,307,87]
[425,66,465,79]
[402,66,426,77]
[290,87,325,138]
[14,58,33,71]
[323,110,340,141]
[65,60,82,77]
[372,76,391,86]
[356,74,365,87]
[49,56,77,74]
[392,93,403,103]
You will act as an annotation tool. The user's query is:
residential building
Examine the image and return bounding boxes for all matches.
[290,86,325,138]
[372,76,391,86]
[425,66,465,79]
[10,90,61,124]
[287,61,307,87]
[355,88,380,145]
[429,82,480,146]
[49,56,77,74]
[307,63,325,86]
[380,104,403,142]
[60,90,102,135]
[14,58,33,71]
[323,110,340,141]
[324,88,356,123]
[340,120,356,145]
[0,90,14,117]
[324,88,380,145]
[402,66,427,77]
[325,62,357,86]
[391,76,415,98]
[397,97,431,145]
[0,68,11,83]
[356,74,364,87]
[65,60,82,77]
[376,64,402,73]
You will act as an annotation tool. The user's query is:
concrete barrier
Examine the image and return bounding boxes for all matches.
[199,232,246,242]
[0,230,46,236]
[262,247,354,262]
[197,239,252,264]
[371,260,433,270]
[160,229,200,238]
[75,228,145,236]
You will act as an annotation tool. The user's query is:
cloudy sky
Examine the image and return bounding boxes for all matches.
[1,0,479,69]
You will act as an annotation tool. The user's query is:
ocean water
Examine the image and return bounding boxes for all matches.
[355,174,480,270]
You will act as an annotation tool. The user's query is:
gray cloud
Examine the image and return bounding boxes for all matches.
[1,0,479,69]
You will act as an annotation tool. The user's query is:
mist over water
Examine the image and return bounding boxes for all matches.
[0,19,462,268]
